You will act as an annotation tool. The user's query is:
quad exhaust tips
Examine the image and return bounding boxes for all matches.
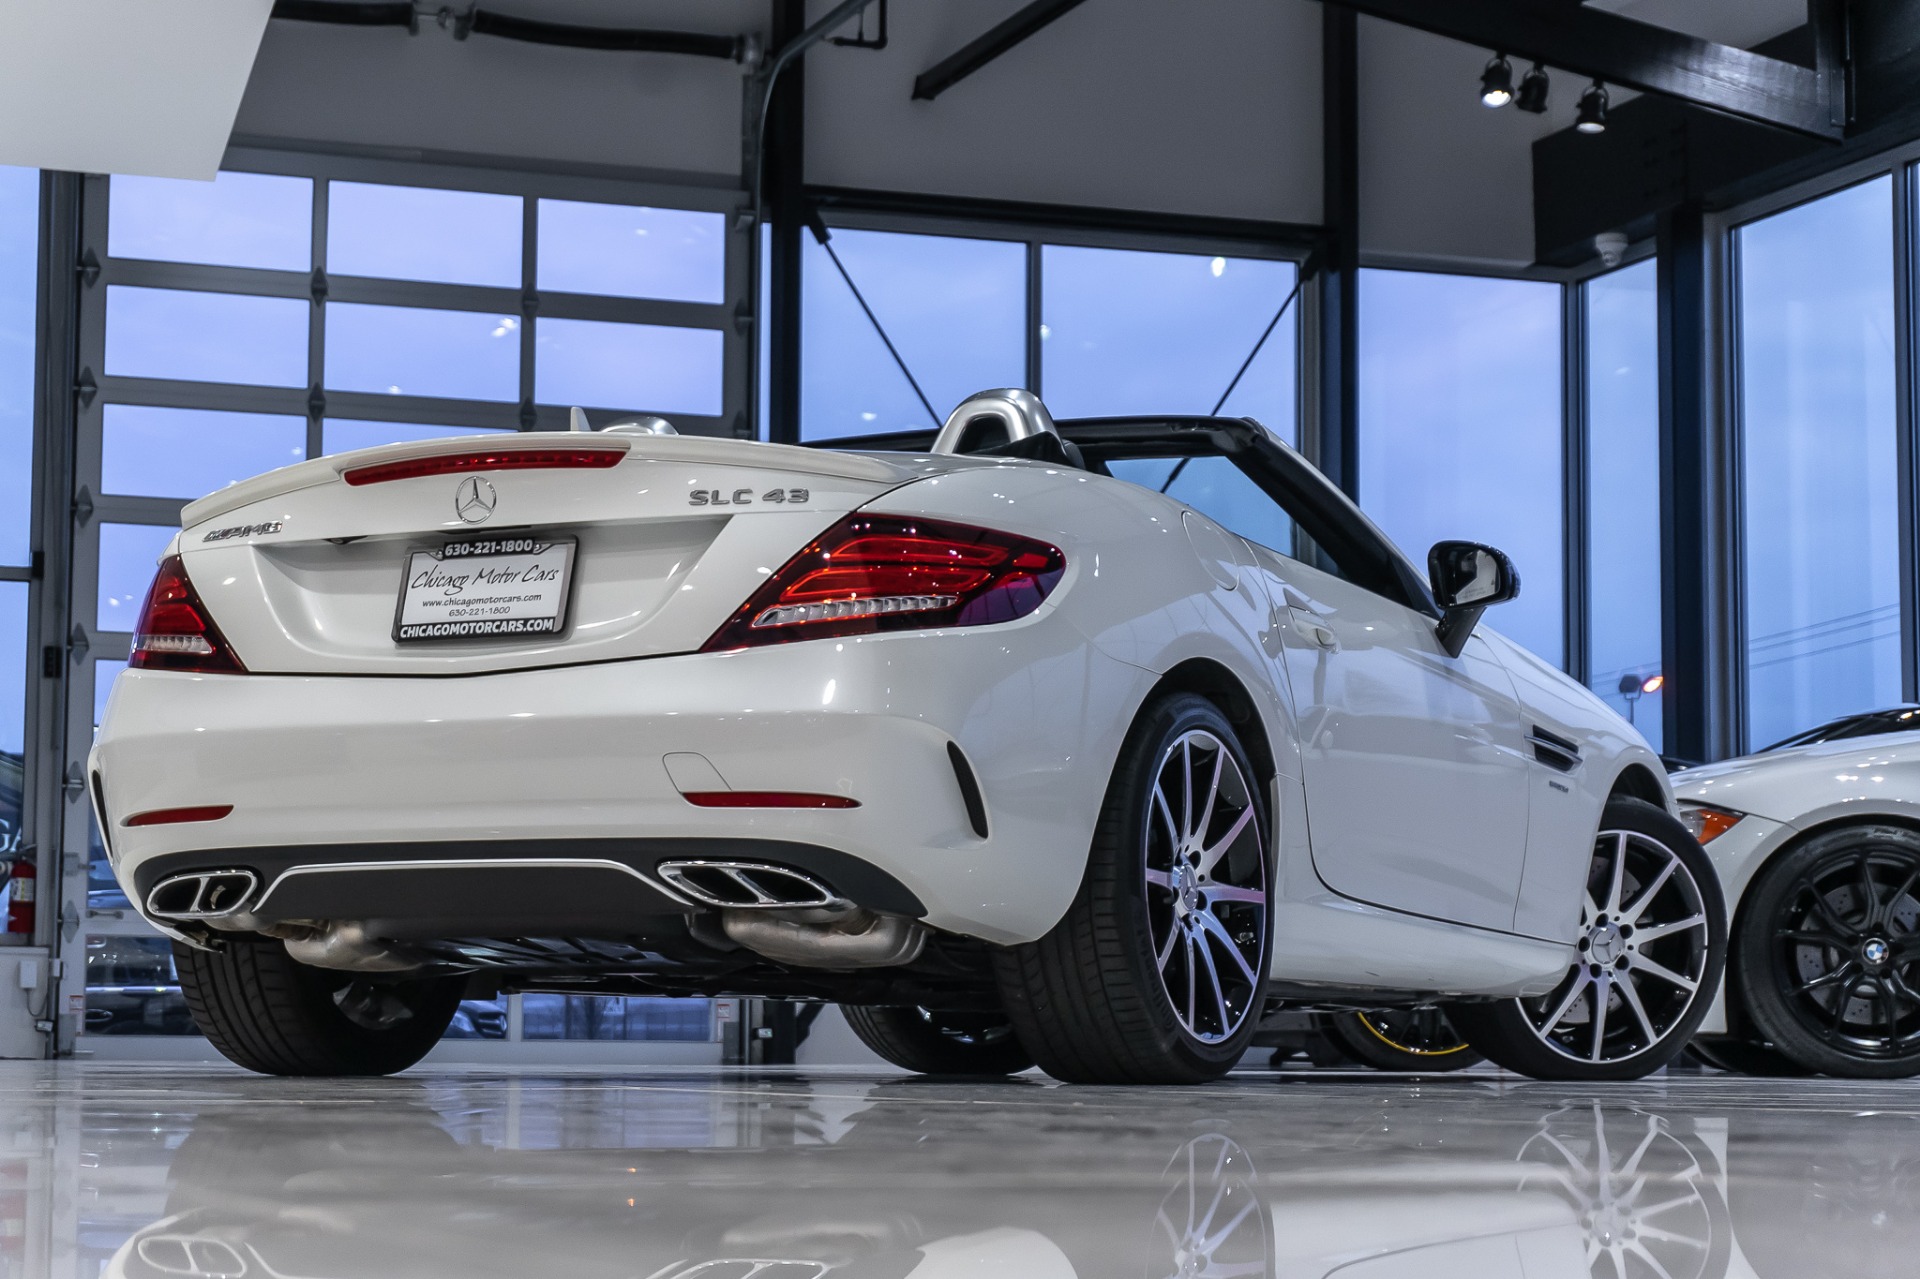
[658,860,848,911]
[145,869,260,921]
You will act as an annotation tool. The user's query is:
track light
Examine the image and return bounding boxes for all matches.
[1479,53,1514,108]
[1577,79,1609,134]
[1516,63,1550,114]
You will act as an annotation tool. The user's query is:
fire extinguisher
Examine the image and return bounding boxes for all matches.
[4,854,34,936]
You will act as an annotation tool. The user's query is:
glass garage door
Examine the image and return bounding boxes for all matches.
[56,158,746,1055]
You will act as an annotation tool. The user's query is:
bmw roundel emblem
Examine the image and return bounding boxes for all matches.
[454,475,497,524]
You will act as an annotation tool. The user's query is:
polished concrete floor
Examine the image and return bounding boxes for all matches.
[1,1063,1916,1278]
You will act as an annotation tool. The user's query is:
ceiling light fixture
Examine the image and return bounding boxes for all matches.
[1516,63,1550,114]
[1577,79,1609,134]
[1480,53,1515,108]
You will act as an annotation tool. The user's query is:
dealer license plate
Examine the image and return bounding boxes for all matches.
[393,536,577,642]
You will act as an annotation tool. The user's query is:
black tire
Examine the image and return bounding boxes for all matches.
[1734,823,1920,1077]
[1318,1009,1483,1072]
[1684,1034,1812,1077]
[993,693,1272,1084]
[1447,797,1726,1081]
[173,937,463,1077]
[841,1005,1034,1076]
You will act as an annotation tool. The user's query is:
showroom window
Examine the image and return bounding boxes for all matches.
[0,166,33,884]
[1584,260,1664,751]
[802,227,1026,439]
[798,224,1301,446]
[69,160,740,1041]
[1357,268,1565,665]
[1737,176,1901,749]
[1041,245,1298,439]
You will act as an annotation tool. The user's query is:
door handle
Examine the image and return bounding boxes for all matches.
[1289,607,1339,651]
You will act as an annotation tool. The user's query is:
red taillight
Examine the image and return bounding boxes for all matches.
[125,805,233,828]
[682,792,860,809]
[130,556,247,674]
[702,515,1065,652]
[342,448,624,486]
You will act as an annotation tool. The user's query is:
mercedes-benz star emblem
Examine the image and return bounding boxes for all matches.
[454,475,498,524]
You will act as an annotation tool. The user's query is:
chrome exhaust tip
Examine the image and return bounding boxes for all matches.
[144,869,260,921]
[658,860,848,911]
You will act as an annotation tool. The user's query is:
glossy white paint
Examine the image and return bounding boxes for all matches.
[1673,728,1920,1033]
[95,424,1660,998]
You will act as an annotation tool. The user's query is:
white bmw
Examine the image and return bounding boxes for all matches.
[92,389,1723,1082]
[1675,707,1920,1076]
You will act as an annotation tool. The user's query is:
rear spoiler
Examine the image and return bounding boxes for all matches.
[181,432,904,528]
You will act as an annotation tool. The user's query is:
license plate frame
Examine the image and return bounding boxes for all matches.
[392,535,578,644]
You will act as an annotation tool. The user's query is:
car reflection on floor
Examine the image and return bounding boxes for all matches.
[49,1070,1919,1279]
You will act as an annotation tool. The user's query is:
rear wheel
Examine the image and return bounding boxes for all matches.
[1735,824,1920,1077]
[841,1005,1033,1076]
[1318,1009,1482,1072]
[1448,798,1725,1081]
[995,694,1272,1083]
[174,937,462,1077]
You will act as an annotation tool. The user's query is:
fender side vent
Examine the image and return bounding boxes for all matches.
[947,741,989,839]
[1527,725,1582,773]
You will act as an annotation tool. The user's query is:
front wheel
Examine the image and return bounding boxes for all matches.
[1447,797,1726,1081]
[174,937,463,1077]
[840,1005,1034,1076]
[994,694,1272,1083]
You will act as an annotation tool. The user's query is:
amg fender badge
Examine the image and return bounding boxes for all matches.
[454,475,498,524]
[202,521,283,542]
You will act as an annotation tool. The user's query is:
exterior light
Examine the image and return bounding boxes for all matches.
[1577,80,1609,134]
[1480,54,1515,108]
[1641,674,1665,695]
[1516,63,1550,114]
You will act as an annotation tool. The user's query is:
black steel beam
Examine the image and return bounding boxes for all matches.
[270,1,747,60]
[1320,0,1842,140]
[1317,5,1361,501]
[1656,206,1716,762]
[765,0,807,446]
[912,0,1091,102]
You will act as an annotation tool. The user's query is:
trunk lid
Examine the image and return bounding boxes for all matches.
[175,434,921,675]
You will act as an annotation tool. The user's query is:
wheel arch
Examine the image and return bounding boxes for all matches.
[1147,657,1278,789]
[1607,763,1670,810]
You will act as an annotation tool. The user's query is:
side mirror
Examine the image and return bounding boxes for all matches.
[1428,540,1520,658]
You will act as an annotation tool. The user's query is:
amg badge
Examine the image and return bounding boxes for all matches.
[202,521,283,542]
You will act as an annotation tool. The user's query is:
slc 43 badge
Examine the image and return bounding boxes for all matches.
[689,487,809,507]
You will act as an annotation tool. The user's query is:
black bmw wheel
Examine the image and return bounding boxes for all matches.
[1736,824,1920,1077]
[1448,798,1726,1080]
[1319,1009,1482,1072]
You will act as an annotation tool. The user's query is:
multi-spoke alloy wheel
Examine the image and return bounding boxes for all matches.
[1143,729,1269,1045]
[1736,824,1920,1077]
[994,694,1272,1083]
[1448,798,1727,1081]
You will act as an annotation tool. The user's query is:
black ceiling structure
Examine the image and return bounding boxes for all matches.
[1319,0,1848,141]
[911,0,1091,102]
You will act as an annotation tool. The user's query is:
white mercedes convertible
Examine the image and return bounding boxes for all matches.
[92,390,1722,1082]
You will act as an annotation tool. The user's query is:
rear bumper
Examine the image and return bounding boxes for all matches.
[128,838,925,940]
[93,629,1148,944]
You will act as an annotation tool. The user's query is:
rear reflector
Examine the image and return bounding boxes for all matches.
[131,556,247,674]
[681,792,861,810]
[342,448,624,486]
[702,514,1065,651]
[125,805,234,828]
